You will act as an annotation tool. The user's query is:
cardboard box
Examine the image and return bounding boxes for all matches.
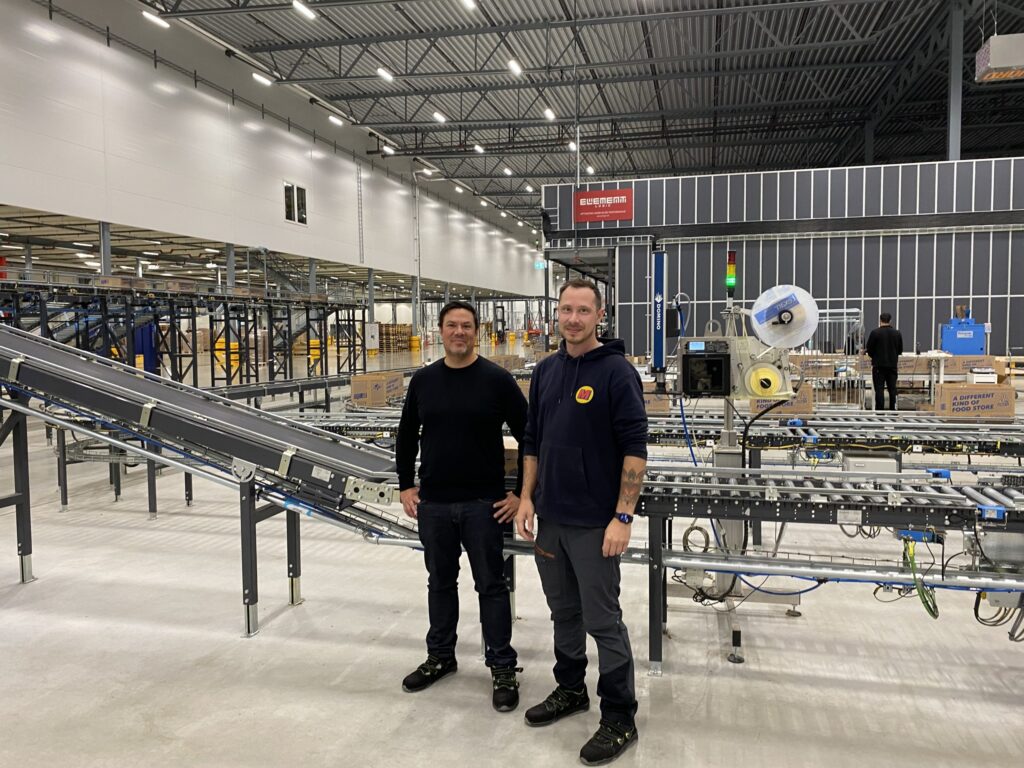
[934,383,1015,421]
[350,374,389,407]
[751,383,814,415]
[643,393,672,415]
[503,435,519,475]
[941,355,1005,377]
[377,370,405,398]
[489,354,526,371]
[517,379,532,400]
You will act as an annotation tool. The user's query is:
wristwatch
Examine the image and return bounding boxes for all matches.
[616,513,634,525]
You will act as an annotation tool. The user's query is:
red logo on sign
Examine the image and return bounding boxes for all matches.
[574,188,633,223]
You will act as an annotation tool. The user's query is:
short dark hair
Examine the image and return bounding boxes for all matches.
[880,312,891,324]
[558,278,603,310]
[439,300,478,329]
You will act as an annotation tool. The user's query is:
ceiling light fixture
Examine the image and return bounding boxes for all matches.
[206,262,217,269]
[142,10,170,29]
[76,252,89,258]
[150,240,162,245]
[568,141,577,152]
[328,114,344,127]
[531,229,538,234]
[292,0,317,21]
[142,251,159,256]
[252,72,273,86]
[508,59,523,77]
[517,221,524,227]
[473,144,485,154]
[83,260,100,267]
[454,186,464,193]
[525,185,534,193]
[503,167,513,176]
[72,242,92,248]
[586,165,595,175]
[0,245,21,250]
[462,0,477,9]
[543,107,556,121]
[204,248,219,253]
[500,211,508,218]
[480,200,488,207]
[376,67,394,82]
[382,144,395,155]
[432,111,447,123]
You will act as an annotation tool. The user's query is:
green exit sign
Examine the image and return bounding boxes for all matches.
[534,260,546,270]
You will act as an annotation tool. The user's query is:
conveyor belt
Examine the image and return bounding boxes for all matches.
[639,463,1024,532]
[0,324,408,537]
[282,408,1024,457]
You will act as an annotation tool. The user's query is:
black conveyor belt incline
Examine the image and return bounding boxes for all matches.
[0,324,408,536]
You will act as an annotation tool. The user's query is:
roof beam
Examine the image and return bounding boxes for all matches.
[243,1,898,54]
[356,99,848,132]
[161,0,421,19]
[323,60,896,102]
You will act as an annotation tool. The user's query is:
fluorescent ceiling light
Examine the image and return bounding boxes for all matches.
[432,111,447,123]
[142,251,159,256]
[382,145,395,155]
[328,114,344,126]
[83,260,100,267]
[525,185,534,192]
[462,0,477,9]
[480,200,488,207]
[568,141,577,151]
[292,0,317,21]
[72,242,92,248]
[503,167,513,176]
[586,165,595,175]
[206,262,217,269]
[508,59,523,77]
[142,11,170,29]
[76,252,90,258]
[517,221,524,227]
[454,185,464,193]
[473,144,485,154]
[500,211,508,218]
[421,169,433,176]
[531,229,538,234]
[148,264,159,270]
[150,240,162,245]
[0,245,21,250]
[204,247,219,253]
[543,107,555,121]
[376,67,394,82]
[252,72,273,86]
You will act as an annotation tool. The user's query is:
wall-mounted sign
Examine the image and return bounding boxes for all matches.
[574,188,633,223]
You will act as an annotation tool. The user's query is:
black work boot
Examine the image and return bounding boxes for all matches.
[523,685,590,727]
[490,665,522,712]
[579,719,639,765]
[401,654,457,693]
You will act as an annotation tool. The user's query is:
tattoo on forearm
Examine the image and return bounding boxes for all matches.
[618,467,644,508]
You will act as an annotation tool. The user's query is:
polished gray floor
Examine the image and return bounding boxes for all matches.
[2,418,1023,768]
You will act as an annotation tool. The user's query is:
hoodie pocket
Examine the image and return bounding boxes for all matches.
[538,443,592,506]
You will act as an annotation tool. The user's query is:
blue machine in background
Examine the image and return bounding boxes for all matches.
[940,309,987,355]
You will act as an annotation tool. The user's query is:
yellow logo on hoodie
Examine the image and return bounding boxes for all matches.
[575,386,595,404]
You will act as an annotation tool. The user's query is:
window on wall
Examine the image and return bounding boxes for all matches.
[284,181,307,225]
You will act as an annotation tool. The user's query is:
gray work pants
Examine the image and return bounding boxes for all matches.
[534,517,637,725]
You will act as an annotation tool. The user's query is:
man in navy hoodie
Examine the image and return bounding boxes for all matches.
[516,279,648,765]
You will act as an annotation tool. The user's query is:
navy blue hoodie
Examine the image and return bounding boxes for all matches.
[522,338,648,528]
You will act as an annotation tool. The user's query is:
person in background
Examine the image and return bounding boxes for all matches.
[865,311,903,411]
[516,279,648,765]
[396,300,528,712]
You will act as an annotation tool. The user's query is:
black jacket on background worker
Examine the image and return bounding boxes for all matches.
[865,314,903,410]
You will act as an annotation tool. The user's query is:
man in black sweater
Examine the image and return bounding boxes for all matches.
[865,311,903,410]
[516,280,648,766]
[396,301,528,713]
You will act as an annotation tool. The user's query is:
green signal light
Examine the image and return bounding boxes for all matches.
[725,275,737,288]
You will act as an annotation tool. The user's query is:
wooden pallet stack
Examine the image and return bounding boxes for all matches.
[379,323,411,352]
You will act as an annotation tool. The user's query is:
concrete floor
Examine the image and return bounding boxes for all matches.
[2,411,1023,768]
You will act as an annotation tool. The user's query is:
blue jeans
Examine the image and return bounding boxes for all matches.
[416,499,517,668]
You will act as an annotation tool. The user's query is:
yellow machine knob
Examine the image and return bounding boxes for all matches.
[746,364,783,397]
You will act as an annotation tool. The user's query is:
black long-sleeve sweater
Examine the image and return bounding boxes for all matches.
[396,356,527,502]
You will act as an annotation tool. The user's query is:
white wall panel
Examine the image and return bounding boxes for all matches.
[0,0,542,296]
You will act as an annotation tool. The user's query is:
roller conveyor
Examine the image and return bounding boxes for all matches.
[287,408,1024,458]
[638,464,1024,531]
